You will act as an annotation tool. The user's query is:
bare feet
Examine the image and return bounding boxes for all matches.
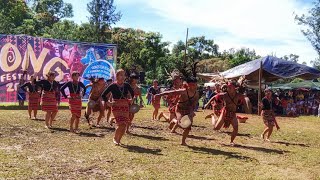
[74,129,80,134]
[260,134,264,140]
[205,114,212,119]
[158,112,164,121]
[181,142,188,146]
[230,142,235,146]
[265,139,271,142]
[113,138,120,146]
[44,125,49,129]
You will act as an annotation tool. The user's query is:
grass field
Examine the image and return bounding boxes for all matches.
[0,107,319,180]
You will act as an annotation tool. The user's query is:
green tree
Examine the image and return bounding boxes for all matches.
[295,0,320,56]
[0,0,33,34]
[87,0,122,42]
[228,48,260,67]
[281,54,299,63]
[31,0,73,35]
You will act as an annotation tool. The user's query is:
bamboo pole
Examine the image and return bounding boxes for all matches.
[184,28,189,66]
[258,60,263,115]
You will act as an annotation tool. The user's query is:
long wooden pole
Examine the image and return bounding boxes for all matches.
[184,28,189,66]
[258,60,263,115]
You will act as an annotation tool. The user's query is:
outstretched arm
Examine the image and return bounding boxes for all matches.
[157,88,185,97]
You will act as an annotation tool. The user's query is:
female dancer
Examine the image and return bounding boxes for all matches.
[156,77,199,145]
[60,72,86,133]
[36,71,59,128]
[102,69,134,145]
[148,80,161,120]
[17,78,26,107]
[21,75,41,119]
[261,89,280,141]
[158,69,182,124]
[127,73,143,133]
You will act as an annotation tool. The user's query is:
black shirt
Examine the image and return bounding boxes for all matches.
[262,97,272,110]
[20,82,40,93]
[148,86,160,95]
[102,83,134,100]
[35,80,59,92]
[60,81,86,98]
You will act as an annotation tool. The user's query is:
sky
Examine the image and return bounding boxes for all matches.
[64,0,318,65]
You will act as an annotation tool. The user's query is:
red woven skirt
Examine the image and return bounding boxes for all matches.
[28,92,40,110]
[41,91,58,112]
[112,99,130,125]
[152,95,161,109]
[261,110,275,126]
[69,93,82,118]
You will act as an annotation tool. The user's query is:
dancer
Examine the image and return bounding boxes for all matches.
[102,69,134,145]
[213,79,246,146]
[149,80,161,120]
[35,71,59,129]
[17,78,26,107]
[260,88,280,141]
[60,72,86,133]
[204,83,223,128]
[158,69,183,123]
[85,77,107,127]
[156,76,199,145]
[21,75,41,119]
[105,78,114,124]
[126,73,143,133]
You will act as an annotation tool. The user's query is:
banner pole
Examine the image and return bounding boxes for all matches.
[258,60,263,115]
[184,28,189,67]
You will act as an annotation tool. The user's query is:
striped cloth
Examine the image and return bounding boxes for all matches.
[69,93,82,118]
[112,99,130,125]
[152,95,161,109]
[28,92,40,110]
[41,91,58,112]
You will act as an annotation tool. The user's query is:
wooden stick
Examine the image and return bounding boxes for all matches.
[258,60,263,115]
[184,28,189,67]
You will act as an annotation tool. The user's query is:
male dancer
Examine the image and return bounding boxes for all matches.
[85,77,107,127]
[158,69,183,125]
[156,76,199,145]
[214,79,245,146]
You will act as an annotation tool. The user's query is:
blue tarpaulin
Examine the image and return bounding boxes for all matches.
[221,56,320,82]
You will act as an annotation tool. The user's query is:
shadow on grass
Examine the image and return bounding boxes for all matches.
[130,133,169,141]
[187,146,256,162]
[223,132,252,137]
[188,134,215,141]
[273,141,309,147]
[50,127,70,132]
[79,132,105,138]
[233,144,289,154]
[33,118,45,121]
[97,126,116,132]
[192,125,206,128]
[133,125,158,131]
[123,145,162,155]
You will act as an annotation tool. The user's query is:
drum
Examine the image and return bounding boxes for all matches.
[88,100,97,109]
[129,104,140,114]
[179,115,192,128]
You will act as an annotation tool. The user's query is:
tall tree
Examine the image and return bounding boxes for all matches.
[87,0,122,42]
[281,54,300,63]
[31,0,73,35]
[0,0,33,34]
[295,1,320,56]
